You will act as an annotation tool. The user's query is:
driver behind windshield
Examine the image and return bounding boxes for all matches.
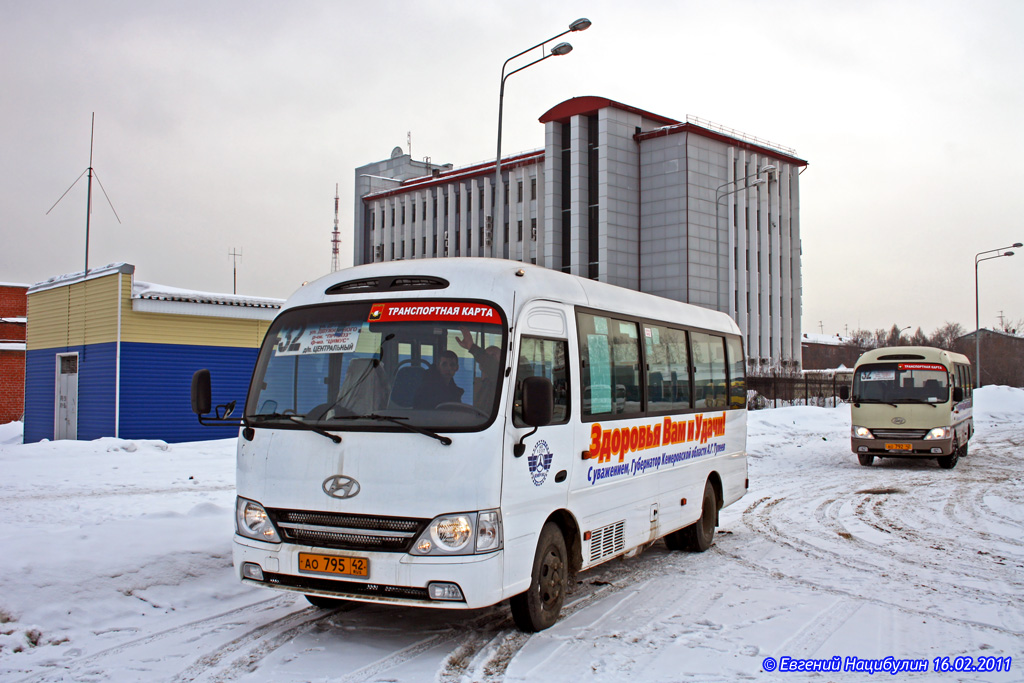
[413,350,464,409]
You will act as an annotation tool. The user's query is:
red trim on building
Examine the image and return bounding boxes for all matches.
[363,151,544,201]
[538,96,681,126]
[636,122,808,167]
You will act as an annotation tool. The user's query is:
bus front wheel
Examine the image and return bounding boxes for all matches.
[510,522,567,632]
[937,440,959,469]
[857,454,874,467]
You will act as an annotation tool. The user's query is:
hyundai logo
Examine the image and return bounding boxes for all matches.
[891,417,906,425]
[322,475,360,499]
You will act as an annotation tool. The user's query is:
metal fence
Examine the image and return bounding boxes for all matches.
[746,374,850,410]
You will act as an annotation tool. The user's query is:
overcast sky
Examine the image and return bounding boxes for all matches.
[2,0,1022,338]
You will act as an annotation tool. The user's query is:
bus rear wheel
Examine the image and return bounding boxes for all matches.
[510,522,567,632]
[666,480,717,552]
[857,454,874,467]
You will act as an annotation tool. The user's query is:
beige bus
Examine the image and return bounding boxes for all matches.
[841,346,973,469]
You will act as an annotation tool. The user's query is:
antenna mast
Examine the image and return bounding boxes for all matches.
[46,112,121,277]
[229,248,243,294]
[84,113,95,276]
[331,183,341,272]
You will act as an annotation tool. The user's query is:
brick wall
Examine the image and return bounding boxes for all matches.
[0,351,25,422]
[0,284,28,423]
[0,285,28,319]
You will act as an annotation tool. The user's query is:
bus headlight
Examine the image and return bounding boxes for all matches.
[236,497,281,543]
[852,426,873,439]
[411,510,503,556]
[924,427,951,440]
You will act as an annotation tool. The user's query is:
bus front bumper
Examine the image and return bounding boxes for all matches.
[233,536,506,610]
[851,437,954,457]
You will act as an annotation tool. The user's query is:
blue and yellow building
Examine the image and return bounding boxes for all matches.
[24,263,281,443]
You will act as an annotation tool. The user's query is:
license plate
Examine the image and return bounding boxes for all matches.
[885,443,912,451]
[298,552,369,578]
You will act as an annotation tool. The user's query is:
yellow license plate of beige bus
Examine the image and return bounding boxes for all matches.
[885,443,912,451]
[298,553,369,578]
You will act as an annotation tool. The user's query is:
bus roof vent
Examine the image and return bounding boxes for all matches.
[877,353,926,361]
[325,276,450,295]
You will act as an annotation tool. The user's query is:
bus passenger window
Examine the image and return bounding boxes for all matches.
[726,336,746,409]
[692,332,727,410]
[513,337,569,426]
[577,312,642,418]
[644,324,691,411]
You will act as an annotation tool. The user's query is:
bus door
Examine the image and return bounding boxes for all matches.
[501,304,573,578]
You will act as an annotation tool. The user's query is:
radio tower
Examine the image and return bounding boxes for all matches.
[331,183,341,272]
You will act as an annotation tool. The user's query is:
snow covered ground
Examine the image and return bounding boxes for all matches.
[1,387,1021,682]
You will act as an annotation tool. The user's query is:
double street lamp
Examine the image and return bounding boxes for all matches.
[974,242,1021,385]
[491,18,591,256]
[715,166,775,315]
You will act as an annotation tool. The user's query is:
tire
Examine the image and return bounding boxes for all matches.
[305,594,346,609]
[858,454,874,467]
[937,439,959,469]
[510,522,568,632]
[667,480,717,553]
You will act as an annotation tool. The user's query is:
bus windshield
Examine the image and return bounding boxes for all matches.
[852,362,949,404]
[246,300,506,432]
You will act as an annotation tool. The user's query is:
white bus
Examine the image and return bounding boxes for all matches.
[842,346,973,469]
[192,259,748,631]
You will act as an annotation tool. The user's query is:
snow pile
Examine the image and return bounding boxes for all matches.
[0,421,21,446]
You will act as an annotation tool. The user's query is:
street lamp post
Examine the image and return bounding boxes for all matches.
[974,242,1021,385]
[715,165,775,316]
[492,18,590,258]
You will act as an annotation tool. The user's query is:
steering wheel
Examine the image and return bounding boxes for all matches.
[394,357,432,372]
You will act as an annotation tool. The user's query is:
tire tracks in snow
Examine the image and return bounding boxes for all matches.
[16,595,321,683]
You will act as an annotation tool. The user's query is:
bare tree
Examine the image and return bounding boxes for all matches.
[846,329,874,349]
[929,322,966,351]
[910,327,928,345]
[886,324,905,347]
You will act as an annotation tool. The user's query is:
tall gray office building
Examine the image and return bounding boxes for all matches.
[353,96,807,369]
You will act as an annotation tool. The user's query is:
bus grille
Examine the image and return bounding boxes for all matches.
[870,429,929,439]
[267,509,428,553]
[590,520,625,563]
[260,572,434,602]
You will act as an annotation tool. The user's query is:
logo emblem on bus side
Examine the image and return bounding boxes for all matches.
[323,475,361,499]
[891,417,906,425]
[529,440,553,486]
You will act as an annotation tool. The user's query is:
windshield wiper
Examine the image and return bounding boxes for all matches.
[898,398,939,408]
[248,413,342,444]
[853,398,899,408]
[333,413,452,446]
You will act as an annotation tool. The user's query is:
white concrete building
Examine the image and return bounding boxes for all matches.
[353,97,807,369]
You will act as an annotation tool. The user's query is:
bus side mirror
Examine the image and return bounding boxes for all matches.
[192,369,212,416]
[522,376,554,427]
[953,387,963,403]
[839,385,850,401]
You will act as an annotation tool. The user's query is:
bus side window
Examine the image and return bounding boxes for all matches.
[644,324,691,412]
[726,336,746,409]
[513,337,569,427]
[692,332,727,409]
[577,312,642,418]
